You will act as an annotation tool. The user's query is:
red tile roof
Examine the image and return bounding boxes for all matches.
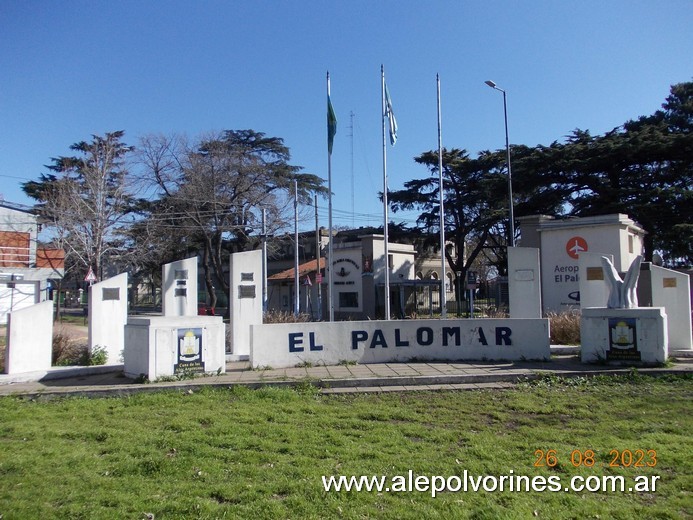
[268,257,325,282]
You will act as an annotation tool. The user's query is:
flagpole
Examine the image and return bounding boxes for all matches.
[327,71,335,321]
[294,179,299,317]
[262,208,267,314]
[437,74,447,319]
[381,65,391,320]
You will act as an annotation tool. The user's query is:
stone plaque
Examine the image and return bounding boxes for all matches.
[514,269,534,281]
[102,288,120,301]
[586,267,604,281]
[663,278,677,288]
[174,288,187,297]
[174,269,188,280]
[241,272,254,282]
[238,285,256,299]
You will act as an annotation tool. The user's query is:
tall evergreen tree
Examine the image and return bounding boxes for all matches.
[564,82,692,264]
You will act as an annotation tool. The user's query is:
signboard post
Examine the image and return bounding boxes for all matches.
[175,327,205,374]
[84,267,97,286]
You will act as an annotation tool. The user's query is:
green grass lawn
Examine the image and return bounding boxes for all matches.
[0,374,690,519]
[55,313,88,326]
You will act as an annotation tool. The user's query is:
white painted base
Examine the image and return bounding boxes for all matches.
[124,315,226,380]
[250,318,550,369]
[580,307,668,364]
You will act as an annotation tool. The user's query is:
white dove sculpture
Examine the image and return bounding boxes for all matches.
[600,255,643,309]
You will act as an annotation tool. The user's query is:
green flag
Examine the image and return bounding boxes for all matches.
[327,94,337,155]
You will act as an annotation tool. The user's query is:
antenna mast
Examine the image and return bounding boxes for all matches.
[349,111,355,228]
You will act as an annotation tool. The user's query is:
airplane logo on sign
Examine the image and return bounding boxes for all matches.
[566,237,588,259]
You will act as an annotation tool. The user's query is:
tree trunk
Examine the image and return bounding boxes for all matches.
[211,231,229,296]
[201,241,217,310]
[54,279,63,321]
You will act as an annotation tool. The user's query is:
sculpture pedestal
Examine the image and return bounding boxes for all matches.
[124,316,226,380]
[581,307,668,364]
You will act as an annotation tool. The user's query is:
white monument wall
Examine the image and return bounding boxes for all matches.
[229,250,262,357]
[649,266,692,350]
[162,257,198,317]
[578,252,613,309]
[508,247,542,318]
[250,318,550,368]
[88,273,128,364]
[5,300,53,374]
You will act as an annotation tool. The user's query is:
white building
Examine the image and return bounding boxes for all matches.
[518,214,646,314]
[0,201,64,324]
[268,234,421,320]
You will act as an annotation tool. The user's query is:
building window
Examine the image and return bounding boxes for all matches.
[628,235,634,254]
[388,254,394,269]
[339,292,359,308]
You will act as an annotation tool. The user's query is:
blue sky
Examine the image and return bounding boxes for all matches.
[1,1,691,231]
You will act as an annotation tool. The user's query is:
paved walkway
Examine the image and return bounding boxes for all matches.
[1,349,690,399]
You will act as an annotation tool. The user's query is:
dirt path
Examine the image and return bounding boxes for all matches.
[53,322,88,343]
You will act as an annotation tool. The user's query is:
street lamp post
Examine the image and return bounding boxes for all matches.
[485,80,515,247]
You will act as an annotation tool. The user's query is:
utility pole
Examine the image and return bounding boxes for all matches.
[314,194,322,320]
[349,111,355,228]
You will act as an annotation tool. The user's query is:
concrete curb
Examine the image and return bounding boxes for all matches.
[2,363,689,400]
[1,345,579,386]
[0,364,124,385]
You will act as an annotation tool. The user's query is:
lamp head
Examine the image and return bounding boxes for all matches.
[485,80,497,88]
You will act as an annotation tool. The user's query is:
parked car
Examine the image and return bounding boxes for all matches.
[197,304,215,316]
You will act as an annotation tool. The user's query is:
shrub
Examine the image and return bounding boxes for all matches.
[52,327,108,366]
[0,327,105,369]
[52,327,84,365]
[547,310,581,345]
[87,345,108,366]
[483,307,509,318]
[263,310,312,324]
[0,326,6,371]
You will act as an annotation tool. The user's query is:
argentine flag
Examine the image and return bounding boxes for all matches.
[384,83,398,146]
